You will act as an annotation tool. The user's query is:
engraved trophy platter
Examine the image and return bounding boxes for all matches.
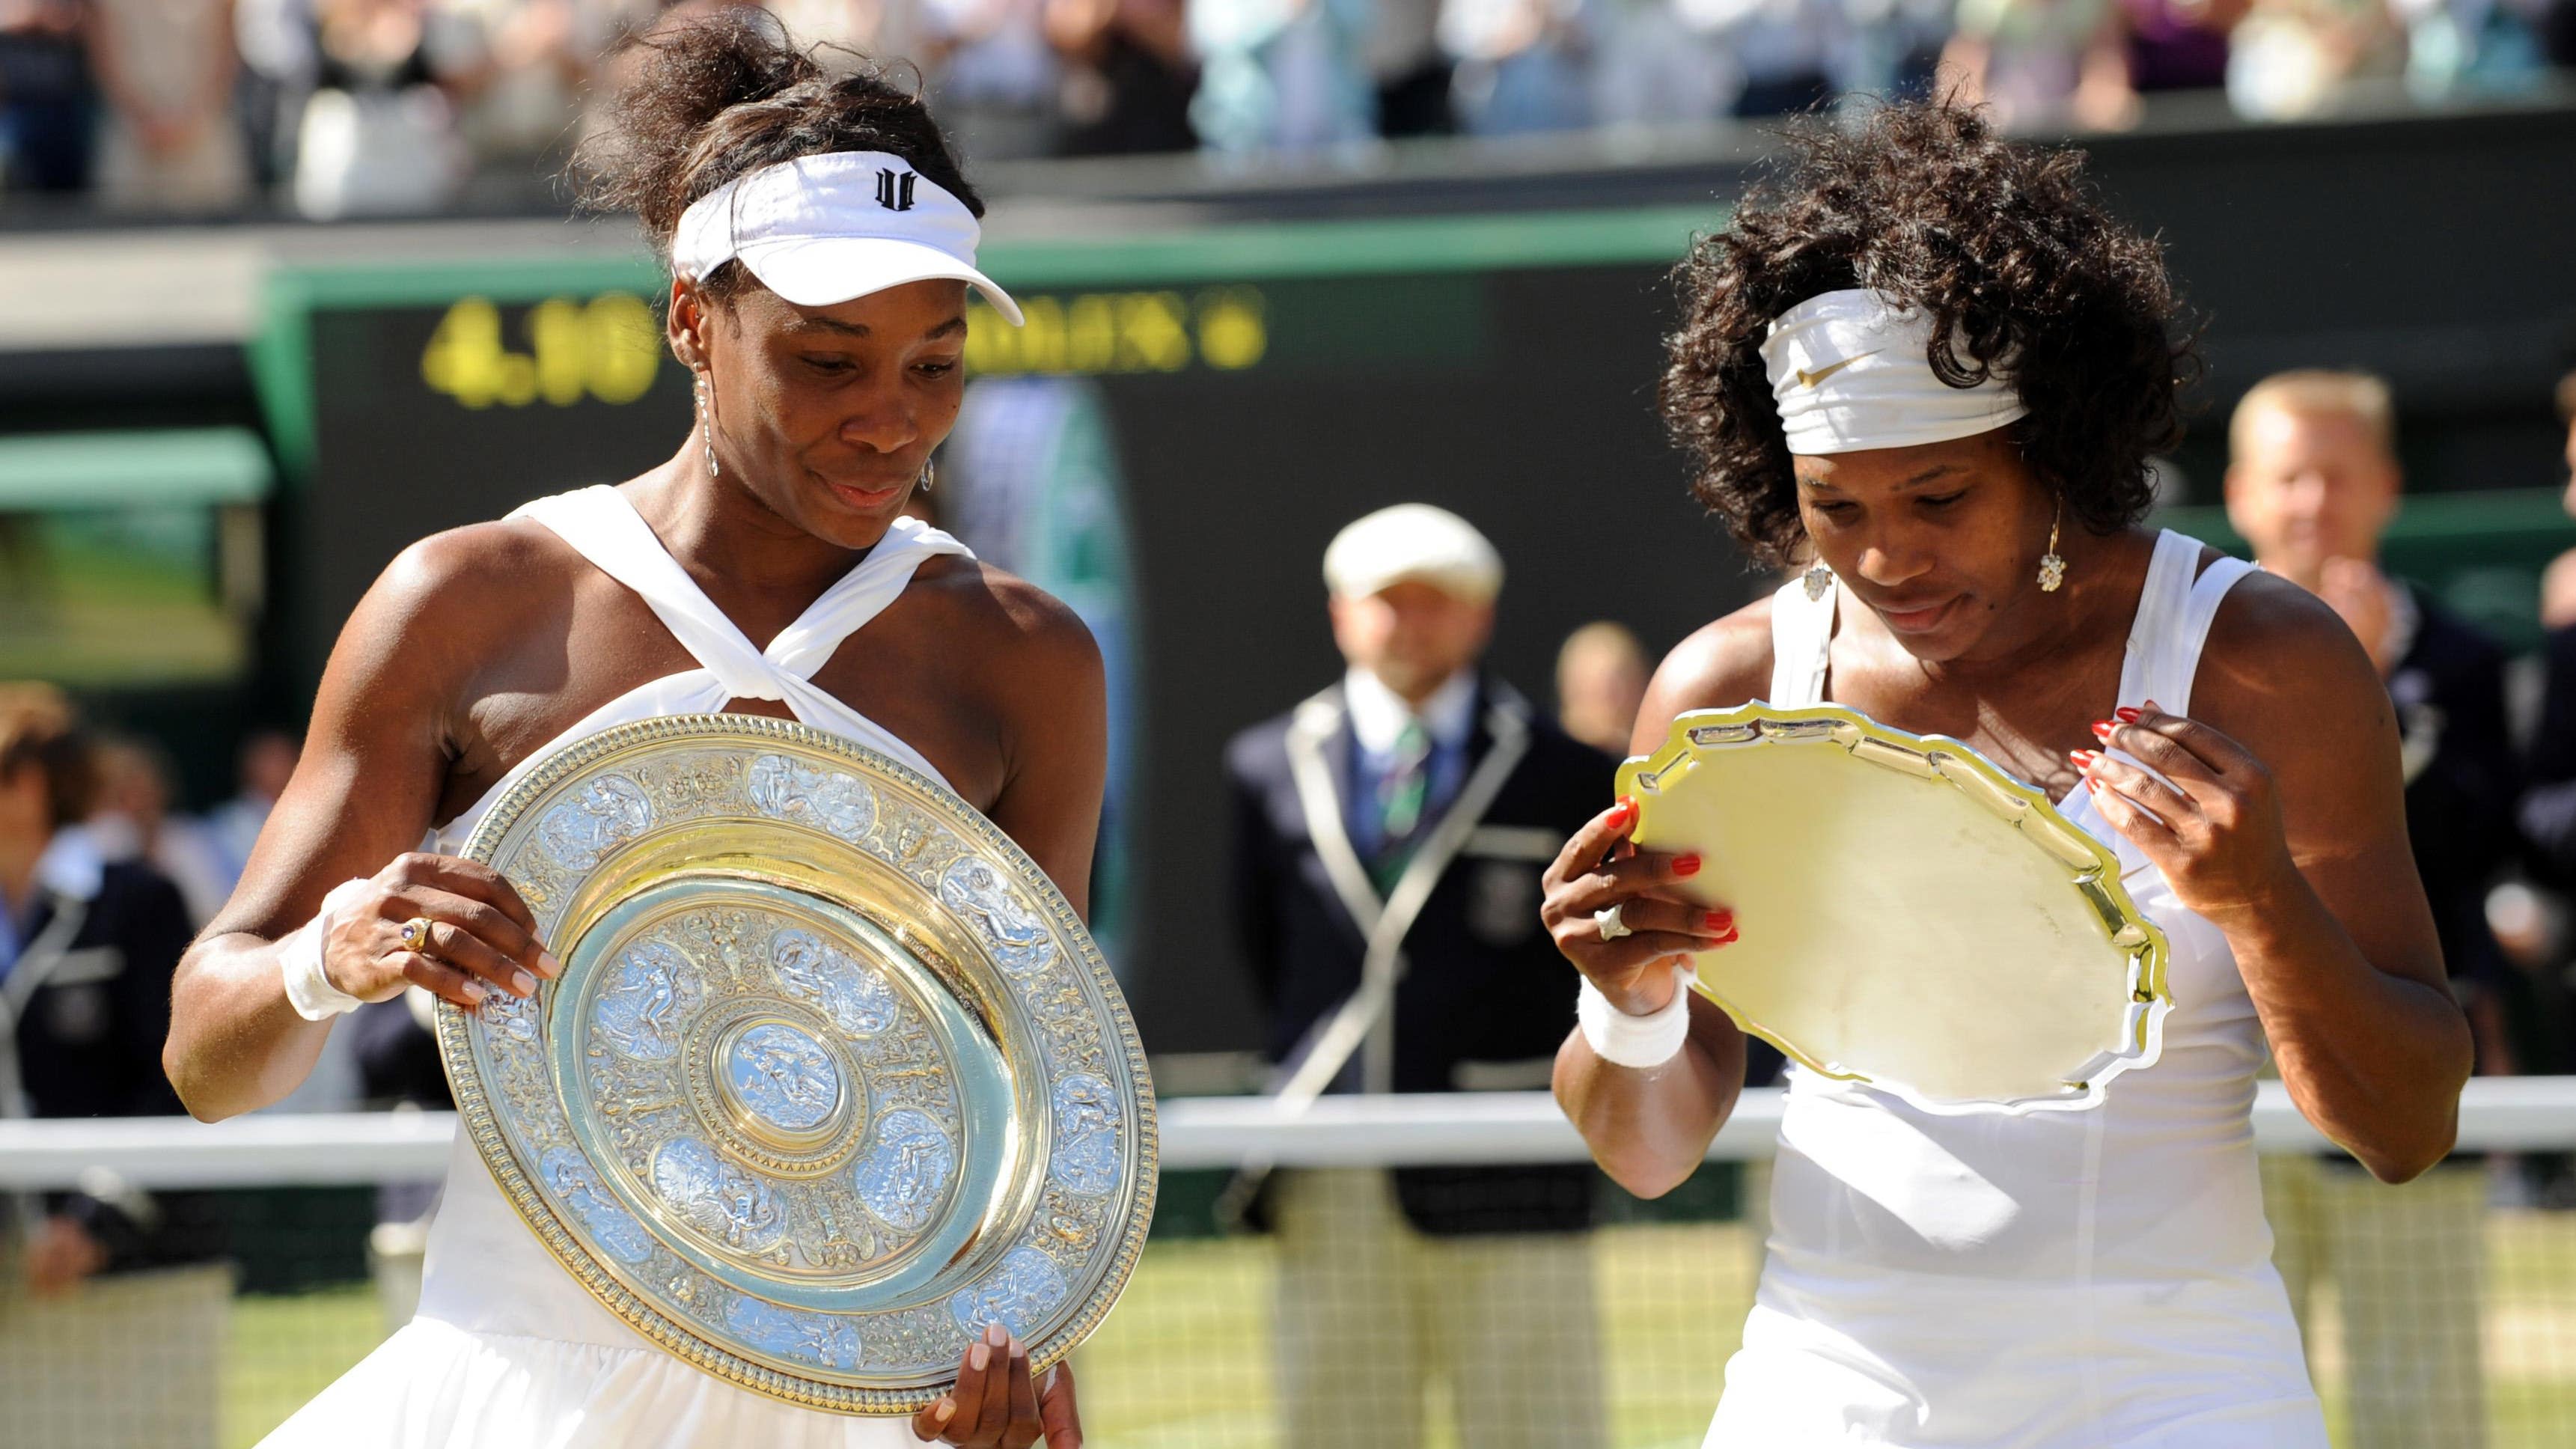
[436,714,1156,1413]
[1621,703,2171,1114]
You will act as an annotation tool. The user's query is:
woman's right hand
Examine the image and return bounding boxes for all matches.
[320,852,556,1008]
[1541,796,1736,1016]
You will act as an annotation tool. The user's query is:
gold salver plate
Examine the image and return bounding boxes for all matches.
[1619,703,2171,1114]
[433,713,1157,1413]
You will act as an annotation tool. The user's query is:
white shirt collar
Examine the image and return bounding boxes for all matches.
[1343,666,1479,757]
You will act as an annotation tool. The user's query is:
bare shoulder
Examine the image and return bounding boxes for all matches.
[909,555,1102,678]
[2192,561,2387,733]
[366,516,585,632]
[1647,595,1777,714]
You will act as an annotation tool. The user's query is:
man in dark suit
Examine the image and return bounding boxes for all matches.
[1226,504,1615,1449]
[2226,370,2517,1449]
[0,686,228,1445]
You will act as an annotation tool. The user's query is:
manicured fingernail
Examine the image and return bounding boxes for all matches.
[2069,749,2098,767]
[970,1343,989,1371]
[2113,707,2141,723]
[461,980,488,1004]
[1609,796,1638,827]
[2090,721,2113,740]
[1714,927,1740,947]
[1673,854,1703,877]
[933,1398,956,1424]
[1704,909,1733,933]
[537,951,561,977]
[987,1322,1010,1346]
[512,969,537,996]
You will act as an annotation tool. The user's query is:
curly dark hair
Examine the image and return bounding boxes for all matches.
[1661,102,2197,570]
[573,8,980,303]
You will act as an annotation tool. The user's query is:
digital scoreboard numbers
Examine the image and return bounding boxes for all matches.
[419,292,666,409]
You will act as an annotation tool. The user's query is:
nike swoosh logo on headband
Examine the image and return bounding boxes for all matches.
[1795,350,1881,388]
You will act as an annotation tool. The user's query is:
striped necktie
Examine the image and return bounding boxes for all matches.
[1373,719,1432,888]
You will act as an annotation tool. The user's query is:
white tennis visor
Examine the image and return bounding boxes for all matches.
[669,150,1024,326]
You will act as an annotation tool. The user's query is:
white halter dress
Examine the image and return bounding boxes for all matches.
[263,485,974,1448]
[1706,531,2328,1448]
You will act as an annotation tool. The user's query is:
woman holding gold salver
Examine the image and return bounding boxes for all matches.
[1542,102,2471,1448]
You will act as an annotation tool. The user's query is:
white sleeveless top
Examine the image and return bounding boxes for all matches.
[1707,532,2328,1449]
[261,486,973,1449]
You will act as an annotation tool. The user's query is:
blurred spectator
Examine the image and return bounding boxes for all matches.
[1048,0,1197,152]
[2517,373,2576,885]
[2536,370,2576,632]
[2391,0,2548,98]
[1367,0,1453,133]
[293,0,469,218]
[1589,0,1730,127]
[2224,0,2399,118]
[87,0,252,212]
[0,0,94,195]
[74,734,231,928]
[1942,0,2140,130]
[920,0,1066,159]
[2226,370,2509,1449]
[1226,504,1612,1449]
[439,0,605,174]
[2121,0,2245,91]
[202,727,299,903]
[1676,0,1844,115]
[1554,619,1648,757]
[234,0,318,189]
[1188,0,1375,153]
[0,686,228,1449]
[1438,0,1594,135]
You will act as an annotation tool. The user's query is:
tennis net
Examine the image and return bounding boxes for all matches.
[3,1079,2572,1448]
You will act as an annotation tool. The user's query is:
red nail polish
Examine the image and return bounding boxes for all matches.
[1714,927,1741,947]
[2069,749,2098,767]
[2090,721,2114,740]
[1673,854,1703,878]
[2113,707,2141,723]
[1705,909,1734,933]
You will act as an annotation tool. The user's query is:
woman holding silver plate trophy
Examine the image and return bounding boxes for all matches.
[160,13,1145,1449]
[1543,103,2474,1445]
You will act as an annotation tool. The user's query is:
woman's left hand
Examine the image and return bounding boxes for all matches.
[2073,701,2302,927]
[912,1323,1080,1448]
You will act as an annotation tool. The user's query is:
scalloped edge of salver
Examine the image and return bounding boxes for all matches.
[1617,701,2173,1117]
[431,712,1159,1415]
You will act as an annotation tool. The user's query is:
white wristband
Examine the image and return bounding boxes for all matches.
[1577,965,1697,1069]
[281,878,378,1022]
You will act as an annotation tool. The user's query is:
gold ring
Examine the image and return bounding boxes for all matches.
[399,917,435,954]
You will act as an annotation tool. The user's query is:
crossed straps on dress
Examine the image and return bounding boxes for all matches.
[507,484,973,781]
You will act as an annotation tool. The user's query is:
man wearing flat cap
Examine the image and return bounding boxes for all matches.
[1224,504,1614,1449]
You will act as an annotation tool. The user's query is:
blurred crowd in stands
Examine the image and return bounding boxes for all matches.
[0,0,2572,216]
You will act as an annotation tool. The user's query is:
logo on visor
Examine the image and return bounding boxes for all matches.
[876,169,918,212]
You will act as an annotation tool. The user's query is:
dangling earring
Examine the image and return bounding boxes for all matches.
[918,457,936,493]
[2036,501,2066,593]
[696,376,720,479]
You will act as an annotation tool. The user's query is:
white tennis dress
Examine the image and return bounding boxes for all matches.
[263,485,974,1448]
[1707,531,2329,1448]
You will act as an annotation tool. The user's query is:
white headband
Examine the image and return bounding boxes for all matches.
[1759,289,2025,454]
[671,150,1024,325]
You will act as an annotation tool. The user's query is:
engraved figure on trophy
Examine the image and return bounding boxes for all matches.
[725,1295,867,1371]
[937,858,1055,974]
[543,1147,655,1266]
[747,753,878,843]
[651,1136,790,1254]
[946,1246,1067,1340]
[536,772,654,870]
[769,927,900,1038]
[593,939,706,1061]
[852,1108,956,1233]
[726,1022,844,1132]
[1048,1074,1121,1198]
